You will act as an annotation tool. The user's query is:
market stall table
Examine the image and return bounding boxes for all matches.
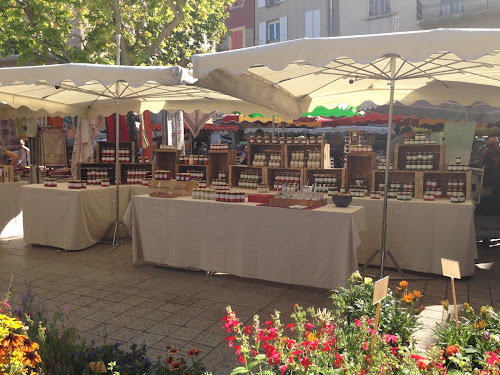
[0,181,28,239]
[124,195,366,289]
[353,197,477,276]
[22,183,130,250]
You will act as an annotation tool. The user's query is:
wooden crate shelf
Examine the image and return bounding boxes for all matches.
[394,144,445,172]
[96,141,135,163]
[420,171,472,200]
[120,163,153,184]
[345,152,376,190]
[266,167,303,190]
[229,165,267,189]
[372,171,421,197]
[283,143,330,169]
[207,150,237,184]
[303,168,345,187]
[155,150,180,178]
[247,144,284,168]
[77,162,117,185]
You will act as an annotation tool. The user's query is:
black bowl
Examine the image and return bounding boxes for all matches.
[332,194,352,207]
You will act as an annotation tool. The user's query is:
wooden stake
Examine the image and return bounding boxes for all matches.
[451,277,459,330]
[371,302,381,350]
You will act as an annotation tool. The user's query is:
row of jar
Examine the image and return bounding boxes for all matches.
[248,136,323,144]
[211,144,229,150]
[446,164,470,171]
[289,160,323,168]
[179,155,209,165]
[67,180,88,189]
[354,177,366,186]
[238,181,260,189]
[87,178,112,186]
[404,162,435,170]
[274,173,301,184]
[312,175,338,184]
[239,171,261,182]
[376,164,395,171]
[290,150,322,161]
[192,189,245,201]
[87,169,111,178]
[43,178,58,187]
[213,183,231,192]
[126,175,148,185]
[101,148,131,157]
[405,152,435,161]
[175,173,193,181]
[154,170,172,180]
[182,171,205,181]
[378,182,415,190]
[404,137,437,144]
[350,145,373,152]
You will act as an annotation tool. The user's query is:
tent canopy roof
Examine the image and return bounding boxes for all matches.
[193,29,500,118]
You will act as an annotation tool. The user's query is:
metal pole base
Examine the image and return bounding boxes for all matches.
[102,220,130,250]
[361,249,404,278]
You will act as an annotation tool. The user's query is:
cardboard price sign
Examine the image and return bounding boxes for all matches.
[441,258,461,329]
[371,276,389,350]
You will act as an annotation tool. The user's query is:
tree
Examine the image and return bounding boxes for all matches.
[0,0,233,66]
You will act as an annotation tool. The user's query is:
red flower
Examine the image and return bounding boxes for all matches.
[333,353,343,368]
[221,314,239,332]
[305,322,315,331]
[165,356,174,364]
[355,319,362,327]
[252,349,258,357]
[169,362,181,371]
[264,321,273,329]
[285,338,296,349]
[300,356,312,371]
[362,342,369,351]
[322,342,332,352]
[267,327,278,340]
[186,348,201,357]
[291,350,304,356]
[286,323,295,332]
[237,354,246,364]
[411,354,428,370]
[234,345,241,355]
[486,352,500,366]
[384,334,398,344]
[445,345,459,357]
[390,347,399,356]
[225,336,236,347]
[168,348,179,354]
[279,364,288,374]
[244,326,252,335]
[367,328,376,335]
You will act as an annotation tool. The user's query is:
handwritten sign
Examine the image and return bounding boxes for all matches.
[373,276,390,304]
[441,258,461,330]
[441,258,461,279]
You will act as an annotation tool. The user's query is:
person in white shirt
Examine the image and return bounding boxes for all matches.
[17,139,30,167]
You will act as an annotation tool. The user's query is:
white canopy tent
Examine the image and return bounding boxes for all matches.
[0,63,275,246]
[192,28,500,277]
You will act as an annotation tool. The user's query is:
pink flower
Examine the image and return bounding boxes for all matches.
[367,328,376,335]
[355,319,362,327]
[362,342,369,351]
[279,364,288,374]
[486,352,500,366]
[305,322,316,331]
[63,306,69,312]
[384,334,398,344]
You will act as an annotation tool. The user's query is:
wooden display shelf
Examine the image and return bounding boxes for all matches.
[120,163,153,185]
[372,171,422,197]
[229,165,267,188]
[149,179,197,197]
[96,141,135,163]
[394,144,445,172]
[268,197,327,208]
[77,162,117,184]
[345,152,376,190]
[247,144,284,168]
[207,150,237,184]
[176,165,207,181]
[303,168,345,187]
[155,149,180,178]
[283,143,330,169]
[421,171,472,200]
[0,165,14,183]
[266,167,303,189]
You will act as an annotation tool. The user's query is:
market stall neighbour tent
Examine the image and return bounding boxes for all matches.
[193,28,500,277]
[0,63,277,246]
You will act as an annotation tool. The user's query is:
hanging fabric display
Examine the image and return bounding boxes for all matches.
[139,111,153,163]
[105,113,130,142]
[166,111,185,154]
[182,110,217,138]
[126,112,138,161]
[70,116,106,177]
[15,118,27,138]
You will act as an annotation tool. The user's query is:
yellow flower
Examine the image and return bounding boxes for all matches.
[399,281,408,290]
[463,302,473,314]
[480,306,488,315]
[479,320,488,329]
[402,291,414,303]
[1,333,24,349]
[364,277,373,285]
[22,350,41,367]
[473,321,479,330]
[306,333,317,342]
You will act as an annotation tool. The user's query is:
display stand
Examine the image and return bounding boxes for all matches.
[207,150,237,184]
[283,143,330,169]
[77,163,117,185]
[345,152,376,193]
[266,167,303,188]
[156,149,180,178]
[120,163,153,184]
[303,168,345,187]
[96,141,135,163]
[394,144,445,171]
[247,143,284,167]
[229,165,268,189]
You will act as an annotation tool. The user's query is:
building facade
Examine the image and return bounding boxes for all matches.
[220,0,256,51]
[255,0,334,45]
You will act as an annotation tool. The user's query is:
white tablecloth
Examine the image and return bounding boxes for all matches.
[128,185,149,197]
[124,195,366,289]
[22,183,130,250]
[0,181,28,239]
[352,197,477,276]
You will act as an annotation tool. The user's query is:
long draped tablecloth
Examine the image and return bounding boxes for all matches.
[352,197,477,276]
[124,195,366,289]
[0,181,28,239]
[22,183,130,250]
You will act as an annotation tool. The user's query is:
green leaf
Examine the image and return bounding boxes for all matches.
[230,367,250,375]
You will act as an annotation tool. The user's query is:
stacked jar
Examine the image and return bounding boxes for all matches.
[290,151,306,168]
[238,171,261,189]
[44,178,57,187]
[142,177,151,186]
[313,174,338,193]
[306,151,322,168]
[192,188,216,200]
[126,169,149,184]
[405,152,434,170]
[176,173,191,181]
[87,169,108,185]
[404,134,436,144]
[218,171,227,181]
[215,191,245,202]
[179,155,208,165]
[102,148,116,163]
[118,148,131,163]
[68,180,87,189]
[447,155,470,171]
[257,185,270,193]
[101,178,110,187]
[376,156,394,171]
[185,170,205,181]
[273,173,300,191]
[370,191,382,199]
[212,181,230,191]
[154,170,171,181]
[211,144,228,150]
[252,153,268,166]
[268,154,281,167]
[350,176,368,197]
[350,145,373,152]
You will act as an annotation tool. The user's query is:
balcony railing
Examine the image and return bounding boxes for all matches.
[417,0,500,21]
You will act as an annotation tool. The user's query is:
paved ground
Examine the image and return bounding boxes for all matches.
[0,236,498,374]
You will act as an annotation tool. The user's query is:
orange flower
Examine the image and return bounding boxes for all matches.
[22,351,41,367]
[413,290,423,299]
[445,345,459,356]
[170,362,181,371]
[402,291,414,303]
[168,348,179,354]
[1,333,23,349]
[399,281,408,290]
[21,337,39,352]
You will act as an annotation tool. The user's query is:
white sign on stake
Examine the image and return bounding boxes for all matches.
[371,276,389,350]
[441,258,461,330]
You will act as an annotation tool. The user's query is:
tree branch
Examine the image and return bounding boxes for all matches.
[112,0,132,65]
[143,0,186,56]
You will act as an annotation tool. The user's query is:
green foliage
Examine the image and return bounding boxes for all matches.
[0,0,233,66]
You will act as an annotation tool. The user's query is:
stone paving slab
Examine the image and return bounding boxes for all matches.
[0,236,498,374]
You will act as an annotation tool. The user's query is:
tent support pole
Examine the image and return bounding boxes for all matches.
[361,55,404,279]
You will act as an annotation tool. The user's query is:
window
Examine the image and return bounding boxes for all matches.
[440,0,463,15]
[305,9,321,38]
[230,29,244,50]
[369,0,391,17]
[268,20,280,43]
